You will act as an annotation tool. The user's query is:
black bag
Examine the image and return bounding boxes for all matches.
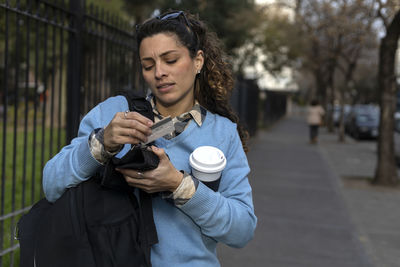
[17,91,158,267]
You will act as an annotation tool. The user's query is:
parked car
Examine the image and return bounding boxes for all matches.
[345,105,379,140]
[332,104,351,126]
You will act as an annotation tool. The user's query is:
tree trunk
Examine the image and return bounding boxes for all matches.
[339,60,359,143]
[313,68,326,104]
[373,11,400,186]
[338,91,346,142]
[325,64,336,133]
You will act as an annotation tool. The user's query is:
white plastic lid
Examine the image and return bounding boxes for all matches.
[189,146,227,173]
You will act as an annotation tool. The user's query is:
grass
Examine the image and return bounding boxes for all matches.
[0,105,66,266]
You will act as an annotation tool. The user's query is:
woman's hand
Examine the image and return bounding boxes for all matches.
[116,146,184,193]
[103,111,153,152]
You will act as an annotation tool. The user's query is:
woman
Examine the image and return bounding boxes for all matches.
[306,99,325,144]
[43,10,256,266]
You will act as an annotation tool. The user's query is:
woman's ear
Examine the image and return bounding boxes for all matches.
[195,50,204,72]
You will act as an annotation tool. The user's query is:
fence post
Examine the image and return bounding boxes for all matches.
[66,0,84,143]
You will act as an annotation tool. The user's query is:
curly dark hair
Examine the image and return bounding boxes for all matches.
[136,10,249,152]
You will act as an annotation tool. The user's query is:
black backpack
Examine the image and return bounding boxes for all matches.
[17,91,159,267]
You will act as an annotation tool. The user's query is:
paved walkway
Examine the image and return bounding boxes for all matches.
[218,114,400,267]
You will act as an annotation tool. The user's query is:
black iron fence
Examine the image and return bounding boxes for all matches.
[0,1,288,265]
[0,0,141,265]
[231,78,288,137]
[231,77,260,137]
[262,90,288,127]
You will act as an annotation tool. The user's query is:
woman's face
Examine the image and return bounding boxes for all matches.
[139,33,204,111]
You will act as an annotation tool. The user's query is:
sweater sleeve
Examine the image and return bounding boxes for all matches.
[42,96,128,203]
[178,128,257,248]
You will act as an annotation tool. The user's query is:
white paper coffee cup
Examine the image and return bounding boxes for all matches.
[189,146,226,182]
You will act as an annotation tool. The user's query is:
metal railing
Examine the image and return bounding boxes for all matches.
[231,77,260,137]
[0,0,141,266]
[262,90,288,127]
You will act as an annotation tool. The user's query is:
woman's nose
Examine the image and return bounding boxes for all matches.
[155,64,167,79]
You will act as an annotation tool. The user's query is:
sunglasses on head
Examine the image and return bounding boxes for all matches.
[136,11,192,33]
[157,11,190,26]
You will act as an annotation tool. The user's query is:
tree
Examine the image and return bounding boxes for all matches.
[334,1,377,142]
[154,0,262,58]
[112,0,263,75]
[122,0,162,24]
[258,6,302,75]
[261,0,381,134]
[297,0,379,132]
[374,0,400,186]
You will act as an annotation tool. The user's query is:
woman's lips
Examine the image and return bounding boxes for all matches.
[157,83,174,93]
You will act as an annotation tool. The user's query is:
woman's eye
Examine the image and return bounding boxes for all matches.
[143,65,153,71]
[166,59,177,64]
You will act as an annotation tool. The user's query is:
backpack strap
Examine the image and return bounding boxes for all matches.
[116,90,154,122]
[115,89,159,261]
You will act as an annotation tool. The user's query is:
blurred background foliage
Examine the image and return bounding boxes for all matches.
[1,0,398,111]
[82,0,398,107]
[86,0,263,60]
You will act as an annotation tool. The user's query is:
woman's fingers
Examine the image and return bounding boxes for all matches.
[123,111,153,128]
[114,126,149,143]
[117,168,145,179]
[119,116,152,137]
[104,111,153,148]
[117,168,155,192]
[150,146,168,162]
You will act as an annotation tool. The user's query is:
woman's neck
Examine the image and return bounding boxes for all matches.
[156,98,195,118]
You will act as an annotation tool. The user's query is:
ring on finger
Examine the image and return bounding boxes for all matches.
[124,110,129,119]
[137,172,144,179]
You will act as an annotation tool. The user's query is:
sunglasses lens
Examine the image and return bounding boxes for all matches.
[157,11,183,20]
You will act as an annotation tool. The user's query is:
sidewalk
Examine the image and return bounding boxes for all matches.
[218,114,400,267]
[319,123,400,267]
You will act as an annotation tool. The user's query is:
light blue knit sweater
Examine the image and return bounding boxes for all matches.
[43,95,257,267]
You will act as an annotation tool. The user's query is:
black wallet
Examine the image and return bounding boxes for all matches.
[99,145,159,191]
[112,145,160,170]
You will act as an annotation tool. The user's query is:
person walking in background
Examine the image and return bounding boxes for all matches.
[42,10,256,266]
[307,99,325,144]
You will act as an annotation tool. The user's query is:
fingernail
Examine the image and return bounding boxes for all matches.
[147,121,153,126]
